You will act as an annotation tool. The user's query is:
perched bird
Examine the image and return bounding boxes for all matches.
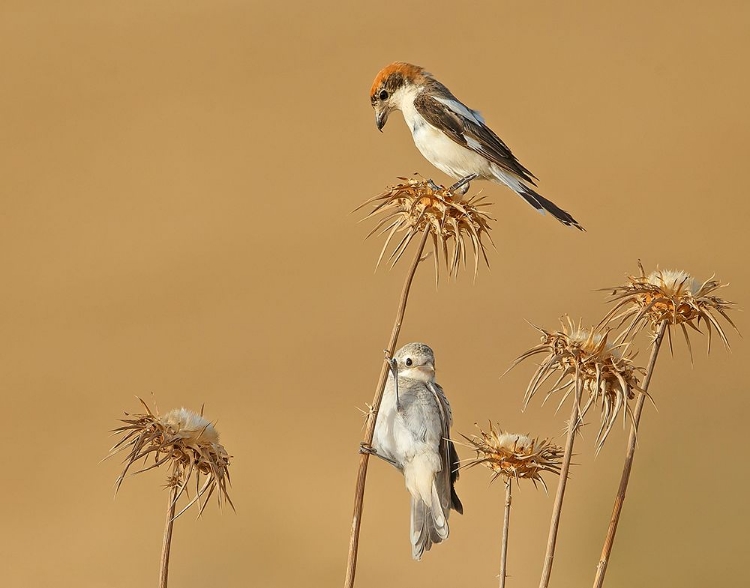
[370,62,583,230]
[370,342,463,560]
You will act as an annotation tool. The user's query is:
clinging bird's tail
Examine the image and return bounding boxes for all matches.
[407,437,463,559]
[410,482,450,560]
[405,455,456,561]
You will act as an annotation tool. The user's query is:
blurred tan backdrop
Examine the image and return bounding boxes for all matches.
[2,1,748,586]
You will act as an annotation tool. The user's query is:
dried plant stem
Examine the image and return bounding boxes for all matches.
[499,478,512,588]
[344,228,430,588]
[592,320,668,588]
[539,376,583,588]
[160,484,179,588]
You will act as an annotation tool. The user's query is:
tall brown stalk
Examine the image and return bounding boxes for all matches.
[511,318,631,588]
[499,478,512,588]
[592,320,667,587]
[343,228,429,588]
[462,425,563,588]
[591,265,736,586]
[538,375,582,588]
[160,485,179,588]
[109,402,233,588]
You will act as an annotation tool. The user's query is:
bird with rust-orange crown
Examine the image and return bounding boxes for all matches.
[370,62,584,230]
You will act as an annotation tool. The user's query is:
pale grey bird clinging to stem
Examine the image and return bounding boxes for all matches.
[368,342,463,560]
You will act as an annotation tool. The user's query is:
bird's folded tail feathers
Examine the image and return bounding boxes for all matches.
[430,482,449,539]
[410,496,432,560]
[448,439,464,514]
[517,184,584,230]
[450,483,463,515]
[493,168,584,230]
[409,483,450,560]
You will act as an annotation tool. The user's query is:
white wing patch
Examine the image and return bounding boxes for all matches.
[434,96,483,125]
[465,136,483,151]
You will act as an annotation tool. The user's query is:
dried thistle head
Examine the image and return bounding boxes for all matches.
[357,177,494,279]
[109,398,233,517]
[601,262,737,354]
[512,316,643,450]
[462,424,563,490]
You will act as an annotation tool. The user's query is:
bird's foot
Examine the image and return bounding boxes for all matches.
[426,178,442,191]
[360,443,399,468]
[453,183,470,196]
[449,173,478,195]
[359,442,377,456]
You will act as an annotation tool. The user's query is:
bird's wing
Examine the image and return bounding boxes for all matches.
[427,382,462,513]
[427,382,452,430]
[413,92,538,185]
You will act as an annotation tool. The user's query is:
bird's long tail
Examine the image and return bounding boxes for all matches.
[493,169,584,230]
[409,481,450,561]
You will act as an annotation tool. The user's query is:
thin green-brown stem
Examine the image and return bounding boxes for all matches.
[160,484,179,588]
[592,320,668,588]
[499,478,512,588]
[539,374,583,588]
[344,228,430,588]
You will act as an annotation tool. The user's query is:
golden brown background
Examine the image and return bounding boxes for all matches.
[2,1,748,586]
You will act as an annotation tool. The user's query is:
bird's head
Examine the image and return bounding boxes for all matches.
[393,342,436,382]
[370,62,429,131]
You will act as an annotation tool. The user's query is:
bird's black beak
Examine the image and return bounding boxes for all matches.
[375,109,389,132]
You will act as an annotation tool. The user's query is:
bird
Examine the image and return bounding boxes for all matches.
[369,62,584,230]
[369,342,463,560]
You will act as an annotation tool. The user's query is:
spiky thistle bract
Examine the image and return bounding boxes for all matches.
[357,177,494,280]
[109,398,233,517]
[512,317,643,451]
[601,262,737,356]
[462,424,563,491]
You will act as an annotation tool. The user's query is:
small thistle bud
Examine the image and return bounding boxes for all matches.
[109,398,233,516]
[462,424,563,490]
[161,408,220,445]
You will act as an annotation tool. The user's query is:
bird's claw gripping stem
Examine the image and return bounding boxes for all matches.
[359,442,377,456]
[360,442,399,468]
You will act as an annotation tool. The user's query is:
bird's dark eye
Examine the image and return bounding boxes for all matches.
[405,358,412,367]
[379,90,389,100]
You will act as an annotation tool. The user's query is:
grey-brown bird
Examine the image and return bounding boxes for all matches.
[371,342,463,560]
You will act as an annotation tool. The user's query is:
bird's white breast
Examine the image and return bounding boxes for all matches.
[373,374,443,465]
[395,86,495,181]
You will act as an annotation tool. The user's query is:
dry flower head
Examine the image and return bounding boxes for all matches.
[357,177,494,279]
[601,262,737,355]
[512,317,643,451]
[462,424,563,491]
[109,398,233,517]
